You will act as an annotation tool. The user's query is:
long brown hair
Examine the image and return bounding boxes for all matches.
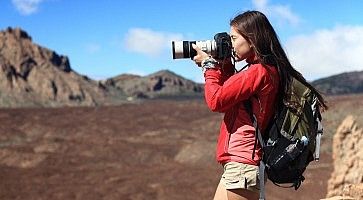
[230,10,327,110]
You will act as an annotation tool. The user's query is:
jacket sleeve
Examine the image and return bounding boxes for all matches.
[204,64,266,113]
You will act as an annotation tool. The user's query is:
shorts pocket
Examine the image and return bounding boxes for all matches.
[243,164,259,190]
[222,162,261,192]
[222,162,243,189]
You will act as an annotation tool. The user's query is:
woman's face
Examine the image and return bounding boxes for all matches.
[230,26,253,62]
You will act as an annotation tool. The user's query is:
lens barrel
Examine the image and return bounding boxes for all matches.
[172,41,197,59]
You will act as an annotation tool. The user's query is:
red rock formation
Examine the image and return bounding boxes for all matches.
[326,115,363,199]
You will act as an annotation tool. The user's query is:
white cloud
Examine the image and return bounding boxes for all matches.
[285,25,363,80]
[124,28,184,57]
[252,0,300,26]
[12,0,45,15]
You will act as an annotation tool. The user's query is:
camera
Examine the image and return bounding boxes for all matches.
[171,32,232,60]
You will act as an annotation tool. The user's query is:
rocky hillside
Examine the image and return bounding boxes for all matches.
[0,27,127,107]
[104,70,204,99]
[312,71,363,95]
[0,27,204,107]
[1,96,349,200]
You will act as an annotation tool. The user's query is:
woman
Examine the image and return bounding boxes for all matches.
[192,10,327,200]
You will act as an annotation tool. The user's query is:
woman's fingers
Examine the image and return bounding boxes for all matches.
[192,44,209,66]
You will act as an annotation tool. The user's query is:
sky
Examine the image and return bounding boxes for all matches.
[1,0,363,82]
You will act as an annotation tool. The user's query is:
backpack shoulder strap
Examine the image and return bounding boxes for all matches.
[244,98,267,200]
[243,98,265,159]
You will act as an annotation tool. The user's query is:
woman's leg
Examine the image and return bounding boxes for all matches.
[213,180,228,200]
[227,188,259,200]
[213,180,259,200]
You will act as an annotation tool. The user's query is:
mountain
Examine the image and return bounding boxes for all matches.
[312,70,363,95]
[0,27,128,107]
[104,70,204,99]
[0,27,203,107]
[4,27,362,108]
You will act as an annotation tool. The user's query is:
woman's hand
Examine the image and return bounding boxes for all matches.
[192,44,210,67]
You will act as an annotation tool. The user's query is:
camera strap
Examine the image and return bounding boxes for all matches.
[238,63,251,72]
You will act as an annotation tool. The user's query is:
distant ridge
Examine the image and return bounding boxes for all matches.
[312,70,363,95]
[104,69,204,99]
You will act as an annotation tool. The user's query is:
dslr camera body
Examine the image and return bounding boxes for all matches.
[172,32,232,60]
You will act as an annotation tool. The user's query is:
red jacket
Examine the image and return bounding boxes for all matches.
[204,63,279,165]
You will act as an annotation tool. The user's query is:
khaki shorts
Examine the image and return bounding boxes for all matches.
[220,162,261,193]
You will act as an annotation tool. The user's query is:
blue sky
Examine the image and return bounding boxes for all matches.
[1,0,363,82]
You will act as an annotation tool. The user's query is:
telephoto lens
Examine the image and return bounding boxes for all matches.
[171,40,216,59]
[171,32,231,60]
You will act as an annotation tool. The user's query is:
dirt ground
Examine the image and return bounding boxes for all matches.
[0,98,344,200]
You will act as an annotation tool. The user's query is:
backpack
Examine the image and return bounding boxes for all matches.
[247,77,324,200]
